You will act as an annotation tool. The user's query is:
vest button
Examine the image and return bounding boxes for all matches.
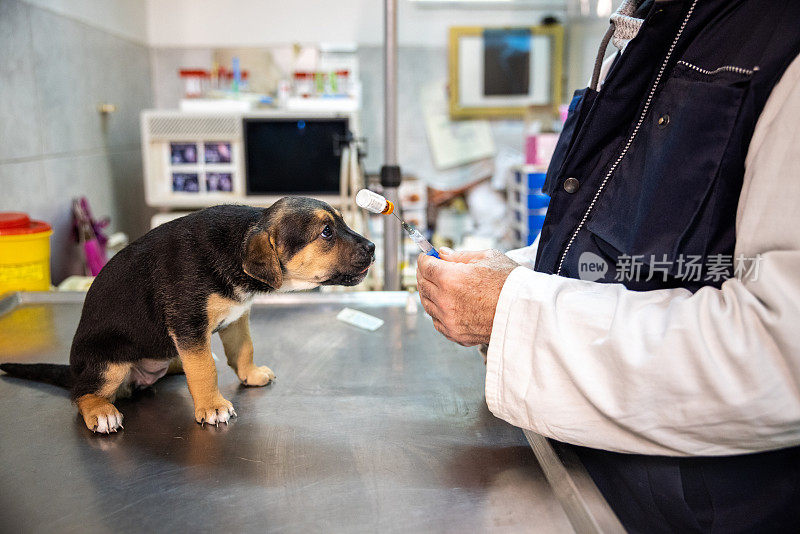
[563,177,580,194]
[658,114,670,128]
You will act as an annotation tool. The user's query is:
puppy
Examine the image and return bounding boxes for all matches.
[0,197,374,433]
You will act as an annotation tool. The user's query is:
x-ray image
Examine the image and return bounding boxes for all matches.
[483,28,531,96]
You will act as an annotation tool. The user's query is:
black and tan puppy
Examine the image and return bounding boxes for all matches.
[1,197,374,433]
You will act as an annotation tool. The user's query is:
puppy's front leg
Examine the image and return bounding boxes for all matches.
[219,312,275,386]
[177,342,236,425]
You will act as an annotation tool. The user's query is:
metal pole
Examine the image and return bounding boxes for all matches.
[381,0,401,290]
[384,0,398,166]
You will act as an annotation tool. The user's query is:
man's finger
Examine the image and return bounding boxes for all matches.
[417,269,440,303]
[431,317,457,343]
[438,248,494,264]
[420,253,473,287]
[417,254,445,287]
[419,292,444,322]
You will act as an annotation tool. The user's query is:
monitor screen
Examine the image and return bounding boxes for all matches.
[244,118,349,195]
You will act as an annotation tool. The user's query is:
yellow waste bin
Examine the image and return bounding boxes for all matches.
[0,212,53,294]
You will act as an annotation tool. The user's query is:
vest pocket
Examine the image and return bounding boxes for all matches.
[584,73,750,276]
[543,88,596,195]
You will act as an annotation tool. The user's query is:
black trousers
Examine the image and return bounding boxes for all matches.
[571,444,800,533]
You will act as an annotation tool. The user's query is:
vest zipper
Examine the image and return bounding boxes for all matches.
[556,0,700,276]
[676,60,758,77]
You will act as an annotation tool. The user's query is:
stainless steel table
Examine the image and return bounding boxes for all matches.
[0,292,621,533]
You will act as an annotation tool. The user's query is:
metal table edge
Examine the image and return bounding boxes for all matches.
[0,291,23,317]
[1,290,415,310]
[524,430,626,534]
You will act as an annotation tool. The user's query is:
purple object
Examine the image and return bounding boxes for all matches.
[79,197,109,248]
[72,197,109,276]
[83,238,106,277]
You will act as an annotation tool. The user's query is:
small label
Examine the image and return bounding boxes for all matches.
[0,263,44,282]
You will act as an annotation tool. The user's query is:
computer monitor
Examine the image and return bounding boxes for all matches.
[244,118,349,196]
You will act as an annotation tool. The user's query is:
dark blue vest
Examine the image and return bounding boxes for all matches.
[536,0,800,531]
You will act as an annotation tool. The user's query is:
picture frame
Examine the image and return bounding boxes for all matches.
[448,24,564,119]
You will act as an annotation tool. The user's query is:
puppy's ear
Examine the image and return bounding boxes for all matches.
[243,230,282,289]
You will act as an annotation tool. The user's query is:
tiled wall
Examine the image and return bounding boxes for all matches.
[0,0,153,283]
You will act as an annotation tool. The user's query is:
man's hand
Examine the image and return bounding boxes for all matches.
[416,248,519,346]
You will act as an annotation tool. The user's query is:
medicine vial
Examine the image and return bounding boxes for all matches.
[356,189,394,215]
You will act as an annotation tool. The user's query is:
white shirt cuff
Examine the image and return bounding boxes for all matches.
[485,266,545,431]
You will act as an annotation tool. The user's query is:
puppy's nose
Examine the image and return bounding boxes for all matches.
[364,241,376,257]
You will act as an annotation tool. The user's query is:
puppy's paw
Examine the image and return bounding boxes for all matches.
[194,396,236,426]
[240,365,275,387]
[83,404,124,434]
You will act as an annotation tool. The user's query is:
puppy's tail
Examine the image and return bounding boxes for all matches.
[0,363,72,388]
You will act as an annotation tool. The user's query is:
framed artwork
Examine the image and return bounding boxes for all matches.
[448,24,564,119]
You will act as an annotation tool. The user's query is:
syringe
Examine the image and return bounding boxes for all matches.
[356,189,440,259]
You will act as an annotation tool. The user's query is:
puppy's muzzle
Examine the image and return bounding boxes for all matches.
[356,241,376,272]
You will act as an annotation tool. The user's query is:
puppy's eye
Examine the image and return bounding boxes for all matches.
[321,225,333,239]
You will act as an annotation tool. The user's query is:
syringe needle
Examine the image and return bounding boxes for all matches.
[356,188,440,258]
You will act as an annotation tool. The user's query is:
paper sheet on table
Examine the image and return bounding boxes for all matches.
[337,308,384,331]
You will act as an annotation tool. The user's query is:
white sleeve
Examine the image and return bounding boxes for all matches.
[505,233,540,268]
[485,53,800,457]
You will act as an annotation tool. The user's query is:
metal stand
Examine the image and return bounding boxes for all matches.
[381,0,401,290]
[334,133,368,234]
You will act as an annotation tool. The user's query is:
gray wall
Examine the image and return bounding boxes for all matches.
[0,0,153,283]
[357,45,527,183]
